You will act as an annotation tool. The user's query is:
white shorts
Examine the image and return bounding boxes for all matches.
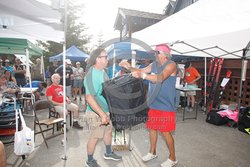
[54,102,78,117]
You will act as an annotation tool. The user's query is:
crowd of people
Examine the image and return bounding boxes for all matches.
[0,44,201,167]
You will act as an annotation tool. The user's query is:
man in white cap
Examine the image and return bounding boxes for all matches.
[119,44,178,167]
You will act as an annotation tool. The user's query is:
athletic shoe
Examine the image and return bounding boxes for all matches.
[161,158,178,167]
[85,159,100,167]
[73,121,83,129]
[142,153,158,162]
[103,152,122,161]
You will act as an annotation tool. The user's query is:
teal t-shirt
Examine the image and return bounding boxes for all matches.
[84,66,109,113]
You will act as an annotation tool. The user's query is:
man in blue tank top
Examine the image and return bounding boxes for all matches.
[119,44,178,167]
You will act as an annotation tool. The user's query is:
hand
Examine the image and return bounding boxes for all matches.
[119,60,131,69]
[66,98,71,104]
[100,114,110,126]
[131,71,142,79]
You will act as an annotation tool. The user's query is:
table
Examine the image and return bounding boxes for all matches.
[20,88,38,94]
[19,88,38,116]
[176,86,201,121]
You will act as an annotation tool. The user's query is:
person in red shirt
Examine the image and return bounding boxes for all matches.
[184,62,201,112]
[46,73,83,129]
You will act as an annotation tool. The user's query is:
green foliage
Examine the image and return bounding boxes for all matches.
[37,0,92,68]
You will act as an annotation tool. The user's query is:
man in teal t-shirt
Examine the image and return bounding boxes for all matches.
[83,48,122,167]
[84,66,109,113]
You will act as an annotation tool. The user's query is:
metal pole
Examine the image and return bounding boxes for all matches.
[62,0,67,160]
[238,42,250,113]
[204,57,207,113]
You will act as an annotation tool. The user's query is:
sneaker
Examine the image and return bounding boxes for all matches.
[85,159,100,167]
[73,121,83,129]
[161,158,178,167]
[188,107,194,112]
[103,152,122,161]
[185,107,190,112]
[142,153,158,162]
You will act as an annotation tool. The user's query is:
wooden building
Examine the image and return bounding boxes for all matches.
[114,8,166,40]
[192,59,250,107]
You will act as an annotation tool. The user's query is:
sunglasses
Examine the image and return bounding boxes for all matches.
[154,51,160,55]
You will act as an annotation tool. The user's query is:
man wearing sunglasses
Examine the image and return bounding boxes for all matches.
[119,44,178,167]
[84,48,122,167]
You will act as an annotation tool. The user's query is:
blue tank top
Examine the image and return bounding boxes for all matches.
[148,61,177,112]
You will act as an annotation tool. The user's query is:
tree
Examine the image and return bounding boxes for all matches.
[96,31,104,47]
[37,0,92,67]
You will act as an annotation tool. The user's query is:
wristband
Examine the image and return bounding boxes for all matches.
[142,73,147,80]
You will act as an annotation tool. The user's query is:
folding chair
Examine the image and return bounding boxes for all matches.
[47,102,73,127]
[33,100,63,148]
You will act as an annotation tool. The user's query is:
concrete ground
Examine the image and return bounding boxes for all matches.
[4,103,250,167]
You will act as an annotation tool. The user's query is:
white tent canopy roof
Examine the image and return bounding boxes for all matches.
[0,0,64,42]
[134,0,250,58]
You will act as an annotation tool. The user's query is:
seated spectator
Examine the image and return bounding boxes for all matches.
[4,59,14,75]
[4,70,16,84]
[0,73,20,104]
[46,73,83,129]
[0,59,6,76]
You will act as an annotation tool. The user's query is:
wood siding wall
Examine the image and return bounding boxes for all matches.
[191,59,250,107]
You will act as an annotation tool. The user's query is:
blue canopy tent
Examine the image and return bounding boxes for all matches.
[107,42,155,60]
[49,45,89,62]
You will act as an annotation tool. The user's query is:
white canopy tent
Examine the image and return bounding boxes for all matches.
[133,0,250,111]
[0,0,64,42]
[134,0,250,58]
[0,0,68,159]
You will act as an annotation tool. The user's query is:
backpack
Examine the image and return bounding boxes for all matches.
[206,110,228,125]
[238,107,250,135]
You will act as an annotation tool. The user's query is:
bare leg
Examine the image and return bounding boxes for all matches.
[191,95,195,108]
[79,89,82,99]
[87,138,99,155]
[103,128,112,146]
[73,88,77,99]
[149,130,158,154]
[162,132,176,161]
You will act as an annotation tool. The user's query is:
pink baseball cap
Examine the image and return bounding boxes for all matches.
[155,44,171,54]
